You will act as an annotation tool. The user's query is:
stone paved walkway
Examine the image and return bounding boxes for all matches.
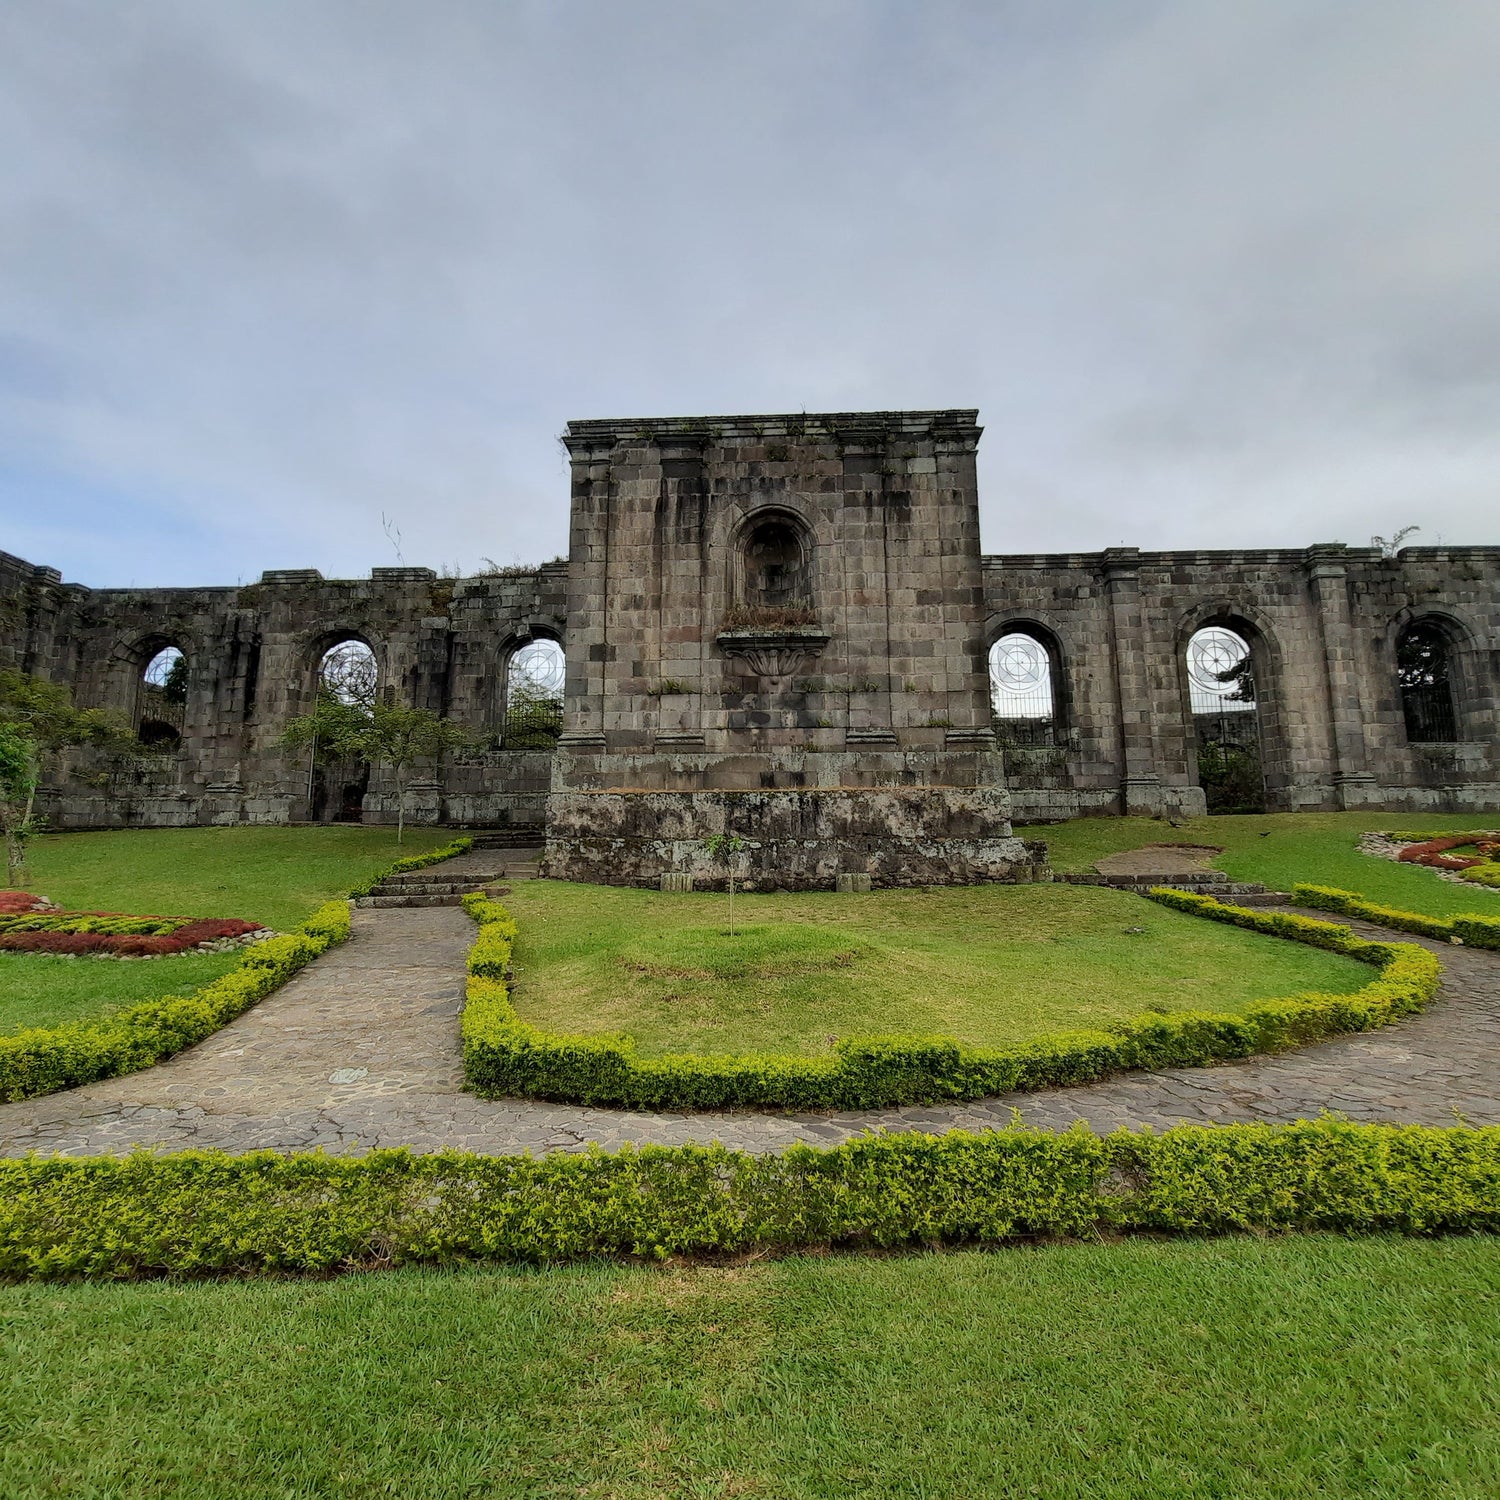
[3,900,1497,1157]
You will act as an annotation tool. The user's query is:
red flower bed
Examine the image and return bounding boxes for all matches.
[0,918,263,957]
[1397,836,1489,871]
[0,891,52,915]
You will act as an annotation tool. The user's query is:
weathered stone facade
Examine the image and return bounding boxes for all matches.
[3,407,1497,884]
[986,542,1500,820]
[543,411,1028,886]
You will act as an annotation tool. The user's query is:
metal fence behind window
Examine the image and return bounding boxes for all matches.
[504,639,566,747]
[1397,623,1458,742]
[990,633,1055,745]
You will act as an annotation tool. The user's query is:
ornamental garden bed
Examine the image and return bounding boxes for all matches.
[1361,829,1500,890]
[0,893,268,957]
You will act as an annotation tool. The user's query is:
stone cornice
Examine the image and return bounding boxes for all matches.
[562,409,983,453]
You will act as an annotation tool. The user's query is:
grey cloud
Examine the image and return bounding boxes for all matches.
[1,0,1498,585]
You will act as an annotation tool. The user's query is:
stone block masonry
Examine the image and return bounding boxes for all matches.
[2,406,1497,879]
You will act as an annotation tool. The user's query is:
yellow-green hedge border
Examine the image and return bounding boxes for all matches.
[0,902,350,1102]
[460,888,1442,1111]
[2,1120,1496,1279]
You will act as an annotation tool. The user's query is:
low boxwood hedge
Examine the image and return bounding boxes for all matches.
[1,1120,1495,1279]
[0,836,474,1102]
[0,902,350,1102]
[1293,883,1500,950]
[460,888,1442,1111]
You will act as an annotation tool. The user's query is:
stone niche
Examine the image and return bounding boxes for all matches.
[543,409,1039,889]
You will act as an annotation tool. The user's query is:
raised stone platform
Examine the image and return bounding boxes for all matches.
[542,785,1046,889]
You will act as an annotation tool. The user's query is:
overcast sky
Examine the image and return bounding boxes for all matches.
[2,1,1498,587]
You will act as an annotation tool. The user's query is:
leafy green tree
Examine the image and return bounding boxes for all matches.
[0,670,132,884]
[279,690,380,827]
[0,723,39,885]
[280,693,472,842]
[502,682,564,748]
[357,701,474,844]
[703,832,747,935]
[279,689,373,763]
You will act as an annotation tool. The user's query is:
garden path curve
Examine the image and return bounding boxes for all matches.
[2,901,1498,1158]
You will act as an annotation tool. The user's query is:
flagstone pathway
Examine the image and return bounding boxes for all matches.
[2,899,1497,1158]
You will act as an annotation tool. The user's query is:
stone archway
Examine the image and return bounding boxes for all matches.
[1185,623,1265,813]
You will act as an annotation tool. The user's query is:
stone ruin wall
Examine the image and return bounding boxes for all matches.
[984,543,1500,821]
[2,404,1497,840]
[0,548,567,831]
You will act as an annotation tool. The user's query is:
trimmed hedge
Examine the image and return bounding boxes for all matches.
[0,836,471,1101]
[1293,883,1500,951]
[0,913,184,936]
[346,835,473,898]
[0,901,350,1102]
[1,1120,1496,1278]
[460,888,1442,1111]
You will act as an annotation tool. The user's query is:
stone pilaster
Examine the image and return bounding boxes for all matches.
[1102,547,1162,814]
[1306,543,1377,807]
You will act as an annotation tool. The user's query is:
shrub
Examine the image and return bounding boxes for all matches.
[0,891,48,915]
[0,901,350,1102]
[1292,883,1500,950]
[459,889,1441,1112]
[0,1119,1495,1279]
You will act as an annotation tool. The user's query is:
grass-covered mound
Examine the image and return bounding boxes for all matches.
[1034,810,1500,919]
[502,880,1369,1058]
[1,826,448,1036]
[3,1233,1497,1497]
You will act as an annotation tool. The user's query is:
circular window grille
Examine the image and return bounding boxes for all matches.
[508,638,565,700]
[989,633,1054,719]
[143,646,184,688]
[1187,627,1251,695]
[991,636,1046,690]
[319,640,378,707]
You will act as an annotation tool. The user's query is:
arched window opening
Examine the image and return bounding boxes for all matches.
[138,646,186,747]
[729,516,814,628]
[989,632,1056,747]
[504,638,565,748]
[319,639,377,708]
[1187,625,1264,813]
[1397,621,1458,743]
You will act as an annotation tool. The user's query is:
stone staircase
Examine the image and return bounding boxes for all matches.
[355,838,545,909]
[1058,870,1286,907]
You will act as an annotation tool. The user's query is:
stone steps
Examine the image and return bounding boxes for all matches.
[357,892,471,908]
[459,829,546,849]
[355,848,546,907]
[1059,869,1286,907]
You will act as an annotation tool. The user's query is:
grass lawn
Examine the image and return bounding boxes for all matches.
[503,880,1369,1057]
[4,1236,1497,1498]
[0,950,244,1035]
[0,825,449,1037]
[1033,810,1500,920]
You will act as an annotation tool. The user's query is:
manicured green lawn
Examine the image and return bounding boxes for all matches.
[4,1236,1497,1498]
[1033,810,1500,920]
[0,950,243,1035]
[0,826,449,1036]
[503,879,1369,1057]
